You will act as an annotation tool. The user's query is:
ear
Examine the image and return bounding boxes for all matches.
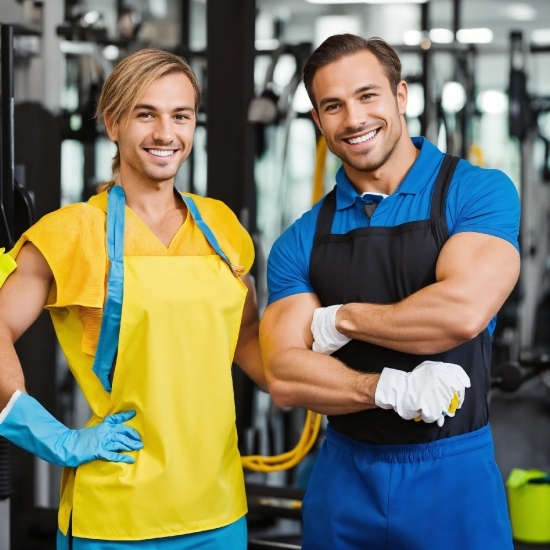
[104,112,119,143]
[311,108,323,135]
[396,80,408,116]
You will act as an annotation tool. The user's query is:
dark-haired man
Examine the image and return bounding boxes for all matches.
[260,34,518,550]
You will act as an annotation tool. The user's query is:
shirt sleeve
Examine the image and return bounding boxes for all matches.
[8,204,106,309]
[266,213,317,305]
[448,165,520,250]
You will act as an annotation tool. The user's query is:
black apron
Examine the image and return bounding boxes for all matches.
[309,155,491,444]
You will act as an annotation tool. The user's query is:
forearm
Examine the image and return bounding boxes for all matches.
[334,233,520,355]
[336,281,478,355]
[234,323,268,391]
[266,347,379,415]
[0,327,26,410]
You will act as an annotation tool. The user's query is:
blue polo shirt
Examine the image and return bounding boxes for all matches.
[267,137,520,335]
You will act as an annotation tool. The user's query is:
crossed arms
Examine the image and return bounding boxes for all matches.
[260,232,520,414]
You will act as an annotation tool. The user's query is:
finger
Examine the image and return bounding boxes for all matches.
[101,451,135,464]
[104,410,136,425]
[437,414,445,428]
[105,433,144,450]
[449,365,471,388]
[419,406,441,423]
[104,440,135,452]
[111,425,142,442]
[420,396,451,423]
[456,389,465,409]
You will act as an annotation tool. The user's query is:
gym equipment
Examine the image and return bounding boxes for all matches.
[242,410,321,473]
[494,31,550,375]
[0,25,35,249]
[507,468,550,543]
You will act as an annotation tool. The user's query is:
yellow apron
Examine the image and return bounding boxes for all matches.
[56,187,248,540]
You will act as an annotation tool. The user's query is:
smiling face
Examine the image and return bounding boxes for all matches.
[105,71,196,188]
[311,50,409,180]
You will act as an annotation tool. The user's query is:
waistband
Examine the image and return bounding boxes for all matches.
[325,423,492,463]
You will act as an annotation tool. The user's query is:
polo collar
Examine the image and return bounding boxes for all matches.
[335,136,444,210]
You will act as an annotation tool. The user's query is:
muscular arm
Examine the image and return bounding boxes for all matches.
[260,292,379,413]
[335,232,520,354]
[233,274,267,391]
[0,243,53,409]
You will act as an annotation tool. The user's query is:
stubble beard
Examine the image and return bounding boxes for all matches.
[328,114,403,174]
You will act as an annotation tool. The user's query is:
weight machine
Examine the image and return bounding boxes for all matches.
[491,30,550,393]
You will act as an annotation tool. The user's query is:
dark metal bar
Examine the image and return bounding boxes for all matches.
[452,0,461,41]
[1,24,15,248]
[181,0,191,50]
[420,2,431,139]
[206,0,256,230]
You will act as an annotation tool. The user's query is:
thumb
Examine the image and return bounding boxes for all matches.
[104,410,136,425]
[449,365,471,388]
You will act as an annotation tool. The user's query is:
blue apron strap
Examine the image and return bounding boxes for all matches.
[92,186,126,392]
[181,195,236,273]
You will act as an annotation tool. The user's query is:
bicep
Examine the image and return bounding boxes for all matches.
[0,243,53,342]
[260,293,321,359]
[436,232,520,320]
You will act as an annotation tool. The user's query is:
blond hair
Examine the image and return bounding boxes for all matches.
[95,48,201,193]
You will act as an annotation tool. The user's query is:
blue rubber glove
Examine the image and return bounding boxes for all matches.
[0,391,143,467]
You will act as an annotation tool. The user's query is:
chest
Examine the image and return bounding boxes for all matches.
[133,207,187,248]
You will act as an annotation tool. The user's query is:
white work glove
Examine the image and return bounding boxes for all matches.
[375,361,471,427]
[311,305,351,354]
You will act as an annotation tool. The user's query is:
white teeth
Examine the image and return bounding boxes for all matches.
[348,129,377,145]
[148,149,174,157]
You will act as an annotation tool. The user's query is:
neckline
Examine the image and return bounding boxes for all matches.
[125,205,189,252]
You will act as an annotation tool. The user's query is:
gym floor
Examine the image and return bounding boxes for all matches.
[491,375,550,550]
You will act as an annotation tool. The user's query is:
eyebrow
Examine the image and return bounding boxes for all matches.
[318,85,383,108]
[133,103,195,113]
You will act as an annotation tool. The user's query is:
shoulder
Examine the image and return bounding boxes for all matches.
[447,160,520,247]
[267,199,324,305]
[453,160,517,190]
[183,193,254,272]
[10,201,106,308]
[270,198,323,264]
[449,160,520,216]
[24,201,105,243]
[185,193,241,227]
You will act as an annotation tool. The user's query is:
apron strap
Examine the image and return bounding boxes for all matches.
[92,186,126,392]
[429,154,460,223]
[313,186,337,238]
[180,194,236,273]
[91,189,238,392]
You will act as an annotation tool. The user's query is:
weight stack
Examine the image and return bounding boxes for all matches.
[0,436,12,500]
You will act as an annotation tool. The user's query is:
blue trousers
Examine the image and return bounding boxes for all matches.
[56,516,247,550]
[302,424,513,550]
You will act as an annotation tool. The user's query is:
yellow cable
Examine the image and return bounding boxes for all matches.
[242,138,328,473]
[312,137,328,205]
[241,410,322,472]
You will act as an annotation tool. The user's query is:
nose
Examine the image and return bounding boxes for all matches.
[152,115,174,143]
[343,101,366,131]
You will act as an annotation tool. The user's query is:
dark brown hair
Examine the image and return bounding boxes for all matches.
[95,48,201,192]
[303,34,402,109]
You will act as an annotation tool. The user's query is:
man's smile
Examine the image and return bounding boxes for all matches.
[144,148,176,157]
[344,128,380,145]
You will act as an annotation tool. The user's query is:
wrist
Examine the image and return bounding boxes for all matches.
[360,373,381,408]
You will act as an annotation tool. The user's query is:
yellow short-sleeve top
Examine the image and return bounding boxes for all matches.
[9,190,254,356]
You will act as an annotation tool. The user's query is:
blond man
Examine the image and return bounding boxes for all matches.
[0,49,265,549]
